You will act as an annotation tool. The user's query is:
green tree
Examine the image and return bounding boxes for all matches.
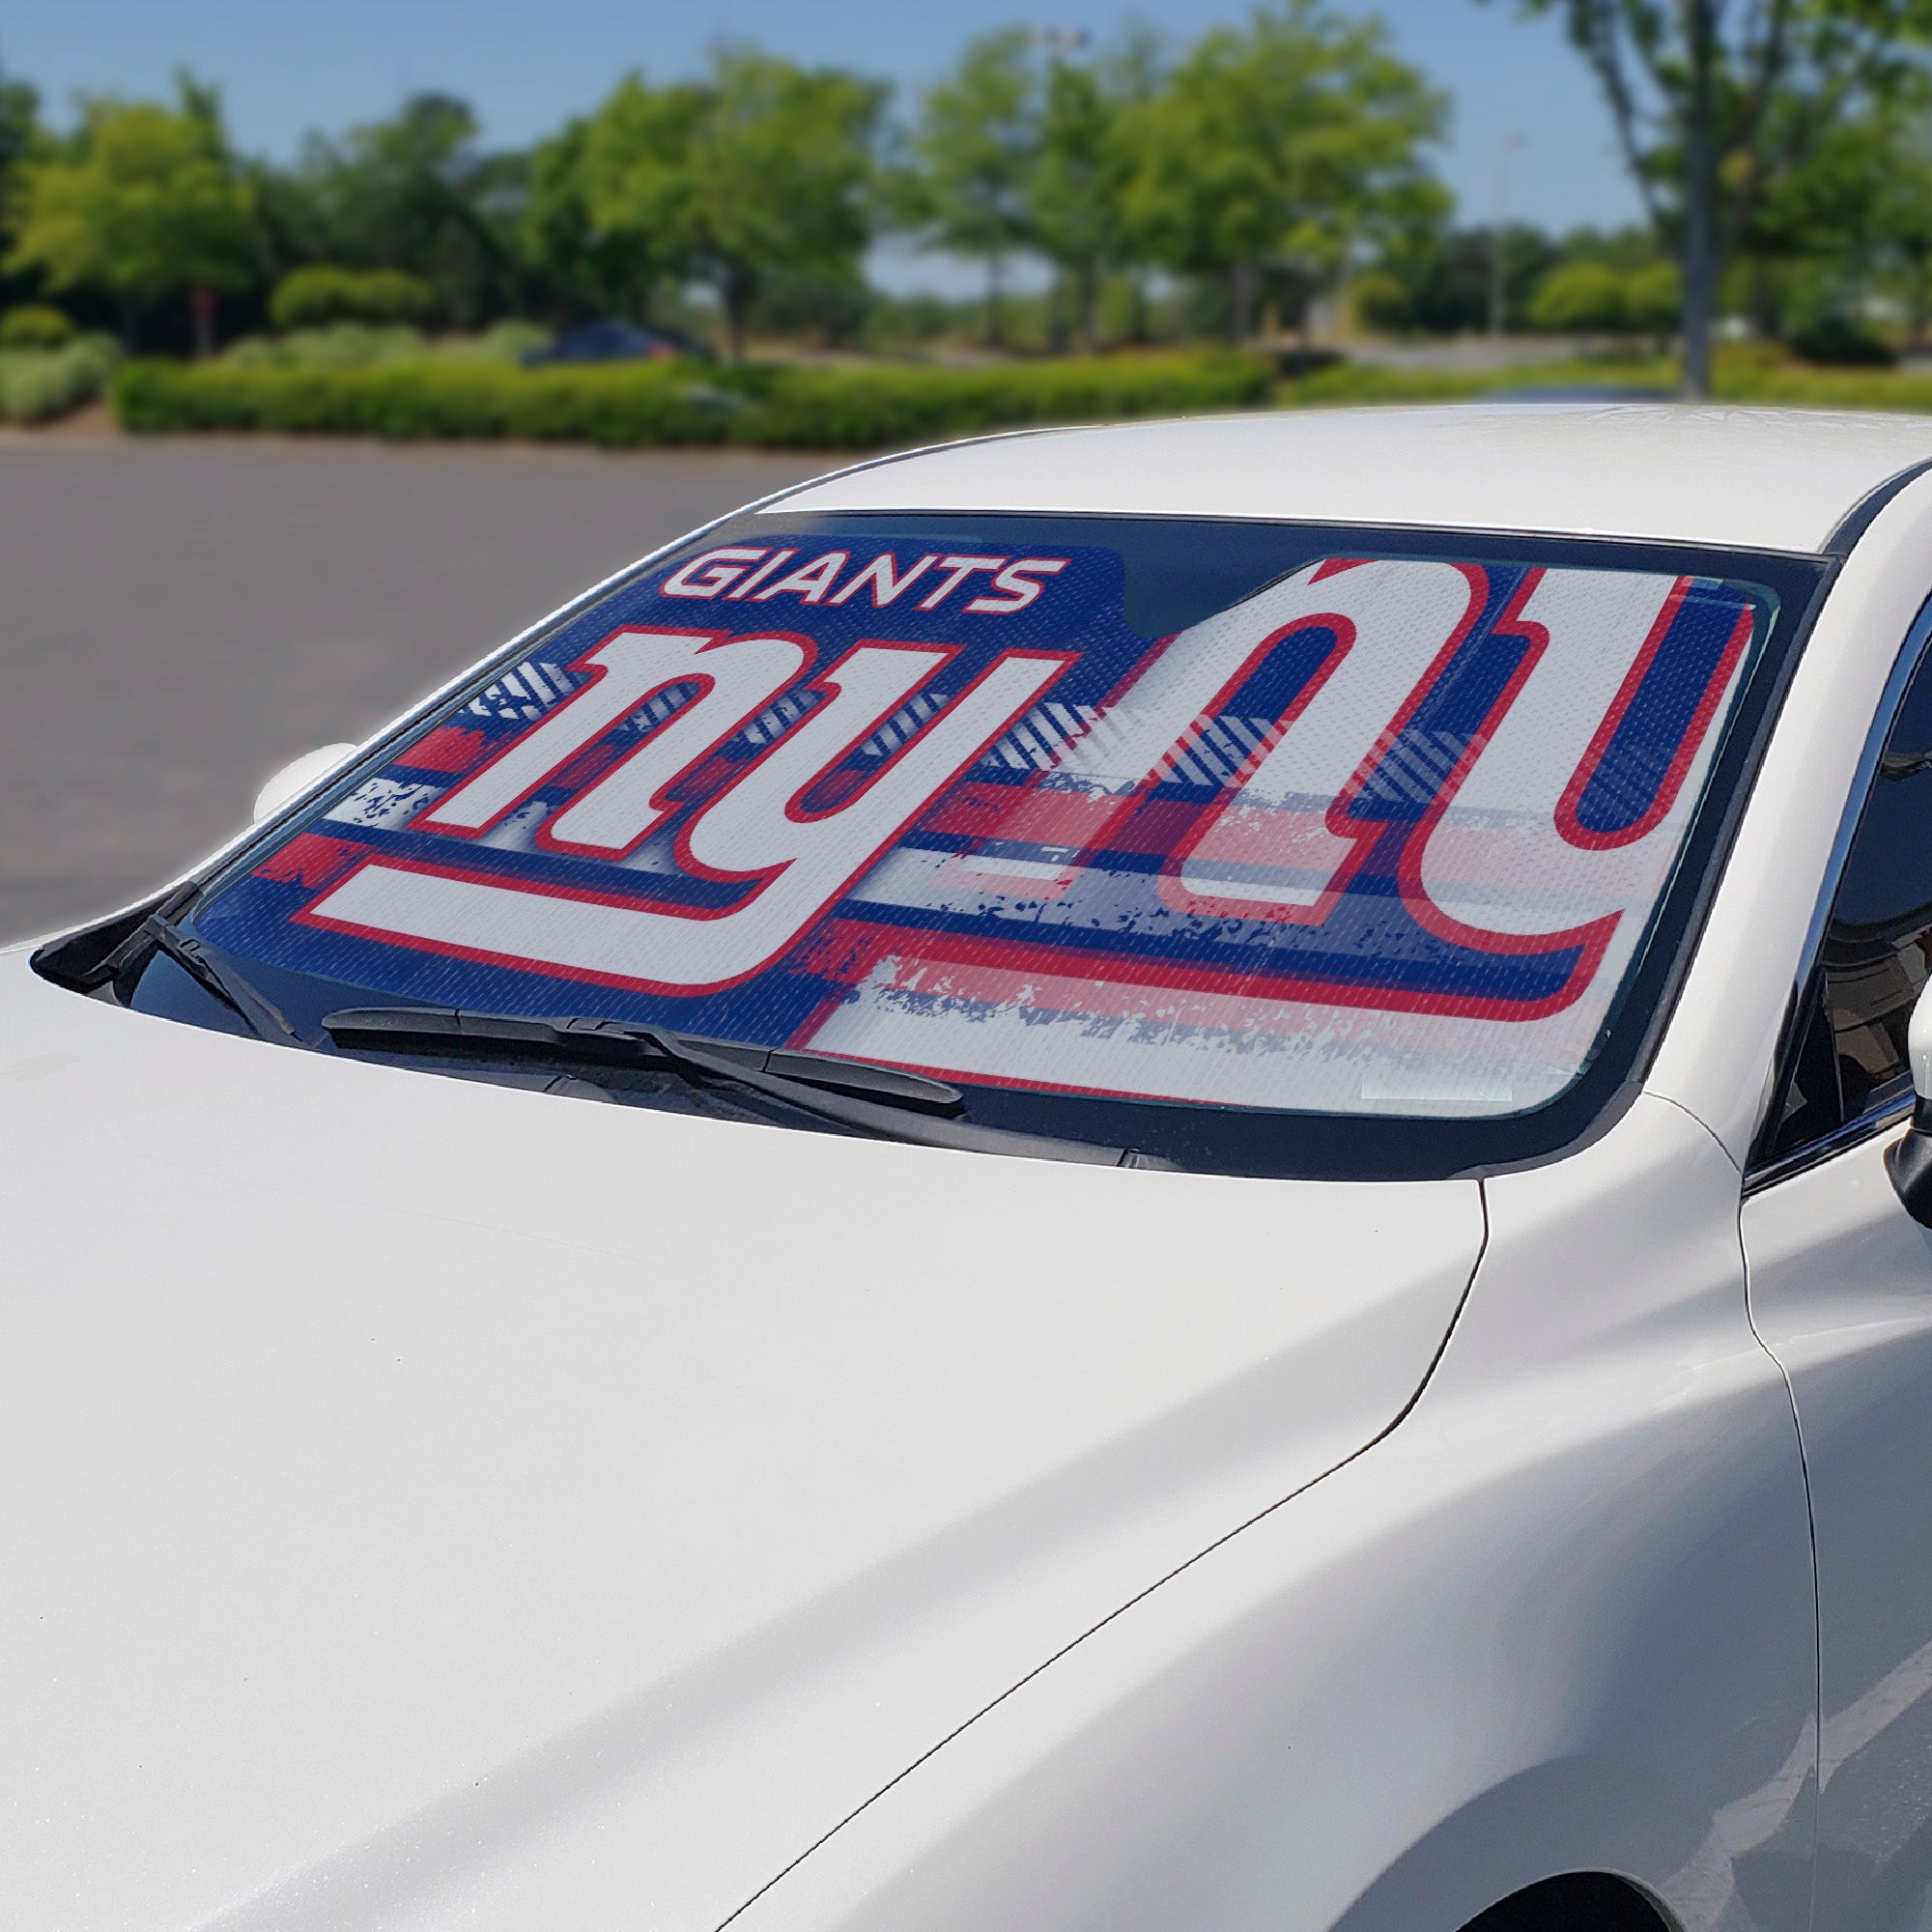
[1498,0,1932,397]
[1030,59,1124,350]
[1868,116,1932,346]
[286,96,525,326]
[1122,1,1446,342]
[269,265,434,329]
[1624,257,1685,330]
[1529,259,1632,329]
[0,62,46,314]
[0,62,39,195]
[545,54,881,357]
[541,74,710,325]
[7,77,254,349]
[900,30,1038,345]
[1368,222,1561,334]
[1027,34,1161,350]
[676,51,885,358]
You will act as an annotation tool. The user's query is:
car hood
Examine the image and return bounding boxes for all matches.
[0,950,1483,1932]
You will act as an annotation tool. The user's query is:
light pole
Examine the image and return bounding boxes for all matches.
[1491,133,1524,339]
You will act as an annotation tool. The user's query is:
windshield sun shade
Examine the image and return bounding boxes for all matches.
[163,512,1817,1177]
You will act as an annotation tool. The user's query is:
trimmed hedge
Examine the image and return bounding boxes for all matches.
[110,350,1274,449]
[270,267,437,331]
[1719,362,1932,412]
[0,303,75,351]
[0,333,121,423]
[1277,362,1490,407]
[219,319,551,372]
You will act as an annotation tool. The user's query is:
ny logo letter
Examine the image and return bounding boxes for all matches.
[306,627,1070,993]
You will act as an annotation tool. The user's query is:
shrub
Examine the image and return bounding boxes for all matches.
[1528,263,1632,333]
[0,303,75,350]
[1349,270,1412,334]
[269,267,437,332]
[222,319,553,372]
[111,350,1273,448]
[224,323,427,370]
[717,354,1272,447]
[1787,314,1898,368]
[432,320,553,363]
[1278,362,1488,407]
[1715,360,1932,409]
[1623,262,1683,332]
[0,333,121,422]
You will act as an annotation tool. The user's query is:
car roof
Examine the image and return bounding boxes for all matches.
[771,403,1932,555]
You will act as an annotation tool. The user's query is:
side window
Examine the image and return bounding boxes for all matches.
[1764,647,1932,1162]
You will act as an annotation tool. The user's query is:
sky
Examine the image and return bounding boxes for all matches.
[6,1,1645,290]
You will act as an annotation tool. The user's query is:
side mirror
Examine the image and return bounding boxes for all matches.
[252,743,355,825]
[1888,981,1932,1224]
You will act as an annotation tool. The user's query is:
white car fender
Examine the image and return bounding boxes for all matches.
[728,1095,1813,1932]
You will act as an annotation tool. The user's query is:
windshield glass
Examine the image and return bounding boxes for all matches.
[138,511,1820,1178]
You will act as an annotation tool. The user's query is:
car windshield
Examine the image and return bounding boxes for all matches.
[118,511,1823,1179]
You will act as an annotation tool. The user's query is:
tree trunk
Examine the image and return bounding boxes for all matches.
[984,255,1005,349]
[724,266,753,362]
[1229,260,1258,344]
[1079,266,1100,355]
[1747,257,1775,341]
[190,286,216,361]
[1679,0,1719,400]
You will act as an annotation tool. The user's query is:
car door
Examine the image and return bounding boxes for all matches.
[1743,622,1932,1932]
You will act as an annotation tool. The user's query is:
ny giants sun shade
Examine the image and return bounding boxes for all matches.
[196,527,1767,1119]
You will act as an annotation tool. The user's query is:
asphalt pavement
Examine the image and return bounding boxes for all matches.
[0,434,826,942]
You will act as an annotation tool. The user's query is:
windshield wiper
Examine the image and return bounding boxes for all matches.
[321,1007,1171,1169]
[128,913,301,1044]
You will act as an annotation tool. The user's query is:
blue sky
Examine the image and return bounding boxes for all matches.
[7,2,1643,287]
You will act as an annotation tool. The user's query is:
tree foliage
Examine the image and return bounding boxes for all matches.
[270,265,434,329]
[22,7,1932,372]
[7,78,254,341]
[897,30,1038,343]
[525,53,882,356]
[1029,35,1167,350]
[1121,1,1446,339]
[274,95,524,327]
[678,52,885,356]
[1504,0,1932,394]
[526,80,704,323]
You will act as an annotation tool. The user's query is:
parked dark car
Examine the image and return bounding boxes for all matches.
[521,320,711,366]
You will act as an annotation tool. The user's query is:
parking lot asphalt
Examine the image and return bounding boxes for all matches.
[0,434,826,941]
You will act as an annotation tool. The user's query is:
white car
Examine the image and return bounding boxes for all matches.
[16,404,1932,1932]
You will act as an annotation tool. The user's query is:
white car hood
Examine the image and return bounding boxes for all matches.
[0,951,1483,1932]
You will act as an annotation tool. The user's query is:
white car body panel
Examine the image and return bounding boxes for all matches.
[779,404,1932,552]
[1745,1137,1932,1931]
[730,1098,1814,1932]
[16,404,1932,1930]
[0,958,1479,1931]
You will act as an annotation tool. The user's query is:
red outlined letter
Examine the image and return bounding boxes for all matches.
[660,548,768,598]
[829,553,940,608]
[1161,562,1487,925]
[416,627,812,842]
[302,645,1073,995]
[1406,568,1749,1009]
[967,557,1068,613]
